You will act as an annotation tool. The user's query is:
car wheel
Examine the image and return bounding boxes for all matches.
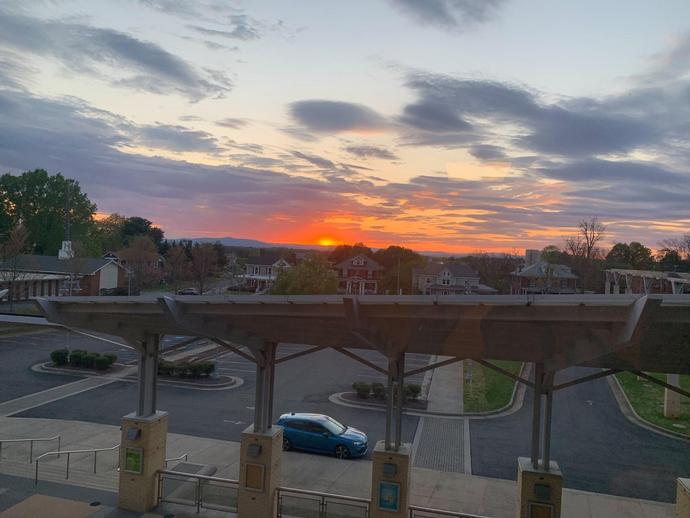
[335,445,350,459]
[283,438,292,451]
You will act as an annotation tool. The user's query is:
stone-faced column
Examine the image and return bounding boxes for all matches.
[664,373,682,419]
[516,457,563,518]
[676,478,690,517]
[370,441,411,518]
[237,425,283,518]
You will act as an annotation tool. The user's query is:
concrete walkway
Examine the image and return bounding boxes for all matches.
[0,417,673,517]
[426,358,464,414]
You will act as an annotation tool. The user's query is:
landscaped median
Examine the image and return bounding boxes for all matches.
[36,348,241,390]
[614,372,690,438]
[463,360,523,413]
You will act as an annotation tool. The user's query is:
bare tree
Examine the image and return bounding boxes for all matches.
[0,223,29,311]
[565,217,606,292]
[659,233,690,260]
[117,235,162,293]
[165,245,190,294]
[191,243,219,294]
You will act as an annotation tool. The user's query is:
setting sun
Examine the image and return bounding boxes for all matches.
[317,237,339,247]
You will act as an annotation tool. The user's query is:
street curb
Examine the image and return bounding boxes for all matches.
[32,362,244,391]
[607,374,690,443]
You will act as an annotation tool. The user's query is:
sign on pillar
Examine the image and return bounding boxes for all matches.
[118,411,168,513]
[370,441,411,518]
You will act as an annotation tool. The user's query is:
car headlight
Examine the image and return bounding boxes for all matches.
[353,441,364,447]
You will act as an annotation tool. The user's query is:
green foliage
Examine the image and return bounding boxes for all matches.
[0,169,97,255]
[68,349,87,367]
[328,243,373,265]
[605,242,654,270]
[158,360,215,379]
[373,246,426,294]
[404,384,422,401]
[271,252,338,295]
[94,356,112,370]
[50,349,69,366]
[371,382,386,400]
[103,353,117,364]
[352,381,371,399]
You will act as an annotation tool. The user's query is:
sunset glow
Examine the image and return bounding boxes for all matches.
[1,1,688,253]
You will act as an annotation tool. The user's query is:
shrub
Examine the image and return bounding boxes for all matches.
[82,353,99,369]
[352,381,371,399]
[371,382,386,400]
[189,363,203,379]
[158,360,173,376]
[94,356,112,370]
[50,349,69,366]
[199,362,215,377]
[404,384,422,401]
[103,354,117,365]
[69,350,87,367]
[174,362,191,378]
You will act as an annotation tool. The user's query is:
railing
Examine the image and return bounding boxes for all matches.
[277,486,370,518]
[409,505,490,518]
[164,452,189,468]
[0,435,61,463]
[34,444,120,485]
[157,470,239,513]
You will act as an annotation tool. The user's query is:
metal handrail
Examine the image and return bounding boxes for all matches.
[164,452,189,467]
[0,435,61,463]
[277,485,371,505]
[409,505,490,518]
[157,469,239,513]
[34,444,120,485]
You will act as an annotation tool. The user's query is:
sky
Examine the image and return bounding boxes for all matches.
[1,0,690,253]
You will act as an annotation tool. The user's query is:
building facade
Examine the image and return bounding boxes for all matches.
[511,262,579,294]
[244,255,292,292]
[604,269,690,295]
[334,254,384,295]
[412,262,497,295]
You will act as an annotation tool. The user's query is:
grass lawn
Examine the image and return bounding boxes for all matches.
[464,360,523,412]
[615,372,690,437]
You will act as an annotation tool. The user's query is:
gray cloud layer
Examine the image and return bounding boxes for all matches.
[0,6,231,101]
[289,100,388,134]
[388,0,508,29]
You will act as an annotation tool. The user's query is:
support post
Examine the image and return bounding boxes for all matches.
[395,353,405,450]
[665,373,682,419]
[676,478,690,517]
[530,363,543,469]
[237,341,281,518]
[119,334,167,513]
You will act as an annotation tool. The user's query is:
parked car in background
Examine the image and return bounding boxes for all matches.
[177,287,200,295]
[277,413,368,459]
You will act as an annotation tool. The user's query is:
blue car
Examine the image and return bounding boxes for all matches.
[277,413,368,459]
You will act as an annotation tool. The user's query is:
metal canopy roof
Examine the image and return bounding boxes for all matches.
[31,294,690,374]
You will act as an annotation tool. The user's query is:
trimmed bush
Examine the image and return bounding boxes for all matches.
[50,349,69,366]
[371,382,386,400]
[94,356,112,370]
[69,350,87,367]
[199,362,215,377]
[103,353,117,365]
[404,384,422,401]
[352,381,371,399]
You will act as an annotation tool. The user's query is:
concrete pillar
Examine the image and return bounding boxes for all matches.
[118,411,168,512]
[370,441,411,518]
[517,457,563,518]
[613,283,620,294]
[604,281,611,295]
[237,425,282,518]
[665,373,682,419]
[676,478,690,517]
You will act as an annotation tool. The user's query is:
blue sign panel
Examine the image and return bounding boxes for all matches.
[378,481,400,512]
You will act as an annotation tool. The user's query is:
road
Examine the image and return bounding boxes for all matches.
[1,330,689,502]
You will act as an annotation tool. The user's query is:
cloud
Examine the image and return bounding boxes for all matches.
[344,145,398,160]
[216,118,249,129]
[399,73,660,157]
[289,100,388,134]
[388,0,508,29]
[134,124,221,152]
[188,15,261,41]
[468,144,507,161]
[0,6,231,101]
[291,151,336,169]
[539,159,686,185]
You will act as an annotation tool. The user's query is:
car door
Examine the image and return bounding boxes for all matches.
[287,420,309,449]
[304,421,332,453]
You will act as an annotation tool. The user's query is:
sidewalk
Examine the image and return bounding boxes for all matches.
[0,417,673,517]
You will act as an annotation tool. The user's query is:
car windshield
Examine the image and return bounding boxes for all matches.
[321,416,346,435]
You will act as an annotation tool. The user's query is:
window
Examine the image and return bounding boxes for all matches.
[322,416,346,435]
[253,266,259,275]
[267,267,272,276]
[306,422,326,434]
[425,277,431,284]
[286,420,307,431]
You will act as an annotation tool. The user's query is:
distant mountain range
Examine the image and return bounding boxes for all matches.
[172,236,510,258]
[174,236,332,251]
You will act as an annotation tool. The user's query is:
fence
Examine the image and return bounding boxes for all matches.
[34,444,120,484]
[157,470,239,513]
[0,435,61,463]
[409,505,489,518]
[277,486,370,518]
